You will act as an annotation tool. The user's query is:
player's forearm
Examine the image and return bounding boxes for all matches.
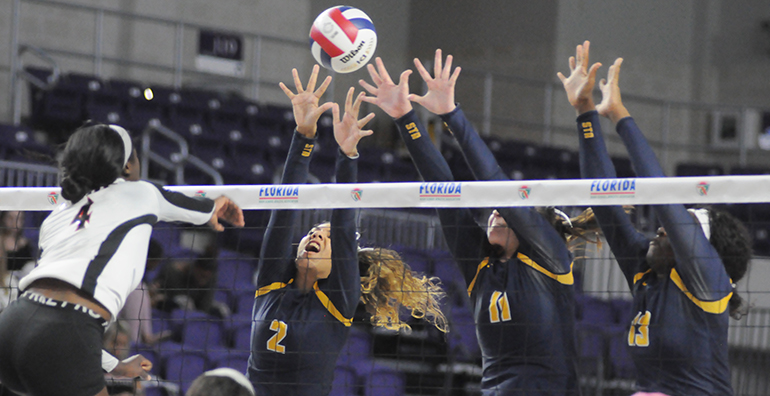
[440,105,506,181]
[393,110,454,182]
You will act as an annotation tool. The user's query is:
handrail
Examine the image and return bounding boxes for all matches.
[140,120,223,185]
[0,159,59,187]
[11,43,61,125]
[16,45,60,90]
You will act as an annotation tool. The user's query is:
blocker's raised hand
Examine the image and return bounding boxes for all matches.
[409,49,461,115]
[358,57,413,119]
[279,65,335,138]
[333,87,375,157]
[557,40,602,115]
[597,58,631,124]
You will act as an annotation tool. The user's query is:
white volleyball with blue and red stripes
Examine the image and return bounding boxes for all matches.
[309,6,377,74]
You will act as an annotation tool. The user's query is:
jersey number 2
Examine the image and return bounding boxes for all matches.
[267,320,288,354]
[628,311,651,347]
[489,291,511,323]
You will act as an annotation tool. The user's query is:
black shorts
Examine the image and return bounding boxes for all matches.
[0,292,108,396]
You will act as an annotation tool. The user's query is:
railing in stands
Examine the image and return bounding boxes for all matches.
[0,159,59,187]
[141,119,224,185]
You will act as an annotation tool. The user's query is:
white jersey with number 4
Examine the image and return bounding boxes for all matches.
[19,179,215,319]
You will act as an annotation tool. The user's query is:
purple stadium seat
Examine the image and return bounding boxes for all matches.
[163,351,209,393]
[362,366,405,396]
[337,327,373,369]
[233,290,256,316]
[330,366,360,396]
[446,305,480,362]
[208,349,250,372]
[174,310,225,349]
[217,260,256,291]
[230,321,253,351]
[607,324,636,379]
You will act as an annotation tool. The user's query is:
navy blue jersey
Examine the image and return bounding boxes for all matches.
[247,132,360,396]
[395,108,579,395]
[577,111,733,395]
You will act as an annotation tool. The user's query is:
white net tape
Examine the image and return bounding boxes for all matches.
[1,175,769,211]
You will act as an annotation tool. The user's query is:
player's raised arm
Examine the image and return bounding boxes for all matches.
[559,41,648,284]
[359,57,487,276]
[258,66,333,287]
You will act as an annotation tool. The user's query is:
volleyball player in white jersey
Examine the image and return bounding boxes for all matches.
[0,123,244,396]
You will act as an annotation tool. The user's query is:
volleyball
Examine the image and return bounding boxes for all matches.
[309,6,377,74]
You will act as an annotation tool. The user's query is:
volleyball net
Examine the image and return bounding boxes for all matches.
[1,176,770,395]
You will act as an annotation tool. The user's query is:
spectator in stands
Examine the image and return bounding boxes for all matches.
[559,40,752,395]
[247,66,447,396]
[0,239,19,313]
[153,242,231,318]
[118,239,172,344]
[186,368,255,396]
[359,52,602,395]
[0,211,35,277]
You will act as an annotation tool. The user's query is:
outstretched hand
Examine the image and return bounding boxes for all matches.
[333,87,375,157]
[359,57,413,119]
[208,196,245,232]
[279,65,335,138]
[597,58,630,124]
[111,354,152,381]
[409,49,460,115]
[557,40,602,115]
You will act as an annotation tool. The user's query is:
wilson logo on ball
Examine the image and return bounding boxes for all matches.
[309,6,377,73]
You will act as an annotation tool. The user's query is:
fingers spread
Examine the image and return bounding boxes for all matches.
[443,54,453,79]
[359,79,377,95]
[332,101,341,124]
[449,66,461,84]
[366,63,382,86]
[306,64,320,92]
[278,82,294,99]
[315,75,332,98]
[358,112,375,128]
[434,49,442,78]
[353,91,366,115]
[414,58,432,82]
[292,68,303,93]
[375,57,394,84]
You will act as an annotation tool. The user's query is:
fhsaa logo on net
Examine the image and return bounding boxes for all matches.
[258,186,300,203]
[419,182,462,201]
[589,179,636,199]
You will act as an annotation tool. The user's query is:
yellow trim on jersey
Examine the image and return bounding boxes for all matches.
[669,269,732,314]
[255,279,294,297]
[467,258,490,297]
[633,269,652,285]
[517,252,574,285]
[313,283,353,327]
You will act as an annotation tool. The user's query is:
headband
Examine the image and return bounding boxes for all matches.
[202,368,255,396]
[108,124,132,167]
[688,208,711,240]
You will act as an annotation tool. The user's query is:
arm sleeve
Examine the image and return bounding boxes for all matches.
[256,131,317,288]
[616,117,732,301]
[318,149,361,319]
[440,106,571,274]
[148,182,215,225]
[102,350,119,372]
[393,110,487,284]
[577,111,650,286]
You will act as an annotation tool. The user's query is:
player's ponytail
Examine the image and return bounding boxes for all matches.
[59,124,127,202]
[358,247,448,333]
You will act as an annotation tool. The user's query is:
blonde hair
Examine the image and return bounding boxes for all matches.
[358,247,448,333]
